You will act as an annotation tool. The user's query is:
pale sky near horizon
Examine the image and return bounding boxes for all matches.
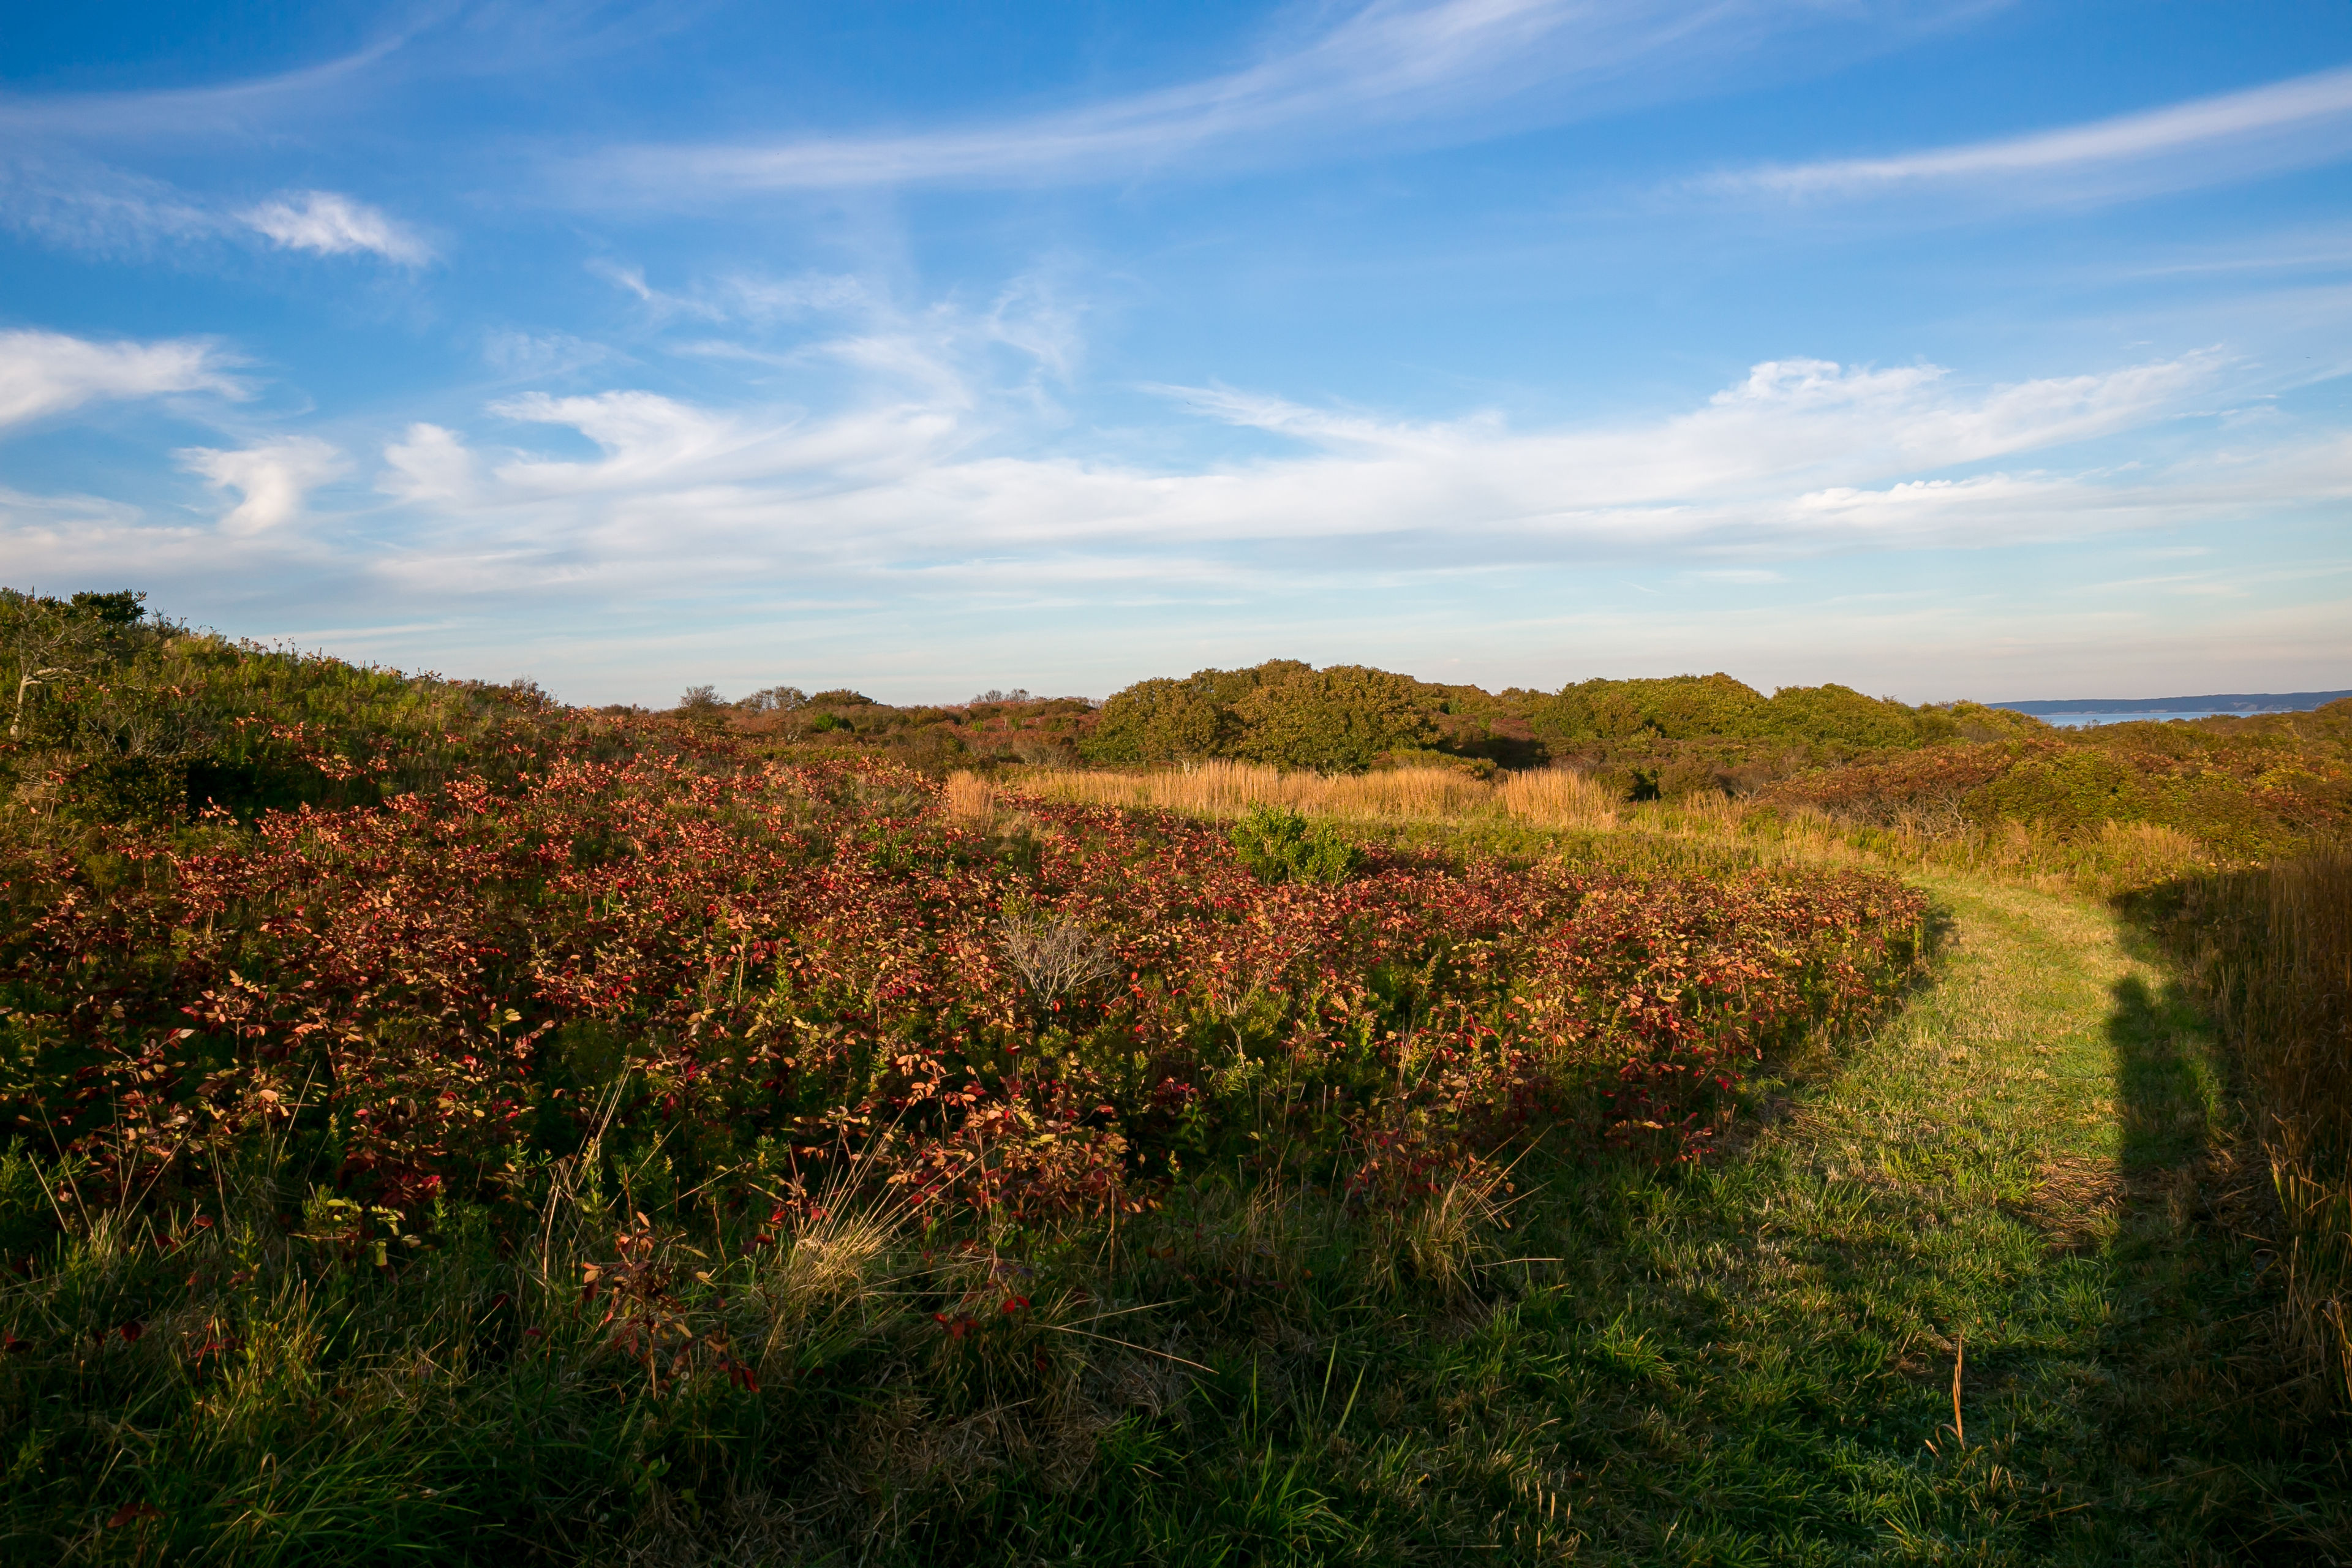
[2,0,2349,706]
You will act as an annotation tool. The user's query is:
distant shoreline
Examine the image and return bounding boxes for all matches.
[1989,689,2352,717]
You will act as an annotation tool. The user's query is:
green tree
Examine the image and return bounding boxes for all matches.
[1082,661,1308,763]
[1745,684,1919,749]
[1232,664,1441,772]
[1531,674,1766,742]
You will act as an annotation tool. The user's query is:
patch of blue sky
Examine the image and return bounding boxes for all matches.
[2,0,2350,704]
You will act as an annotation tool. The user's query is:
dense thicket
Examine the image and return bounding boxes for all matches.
[1079,661,2010,772]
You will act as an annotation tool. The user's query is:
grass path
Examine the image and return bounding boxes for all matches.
[1433,869,2332,1566]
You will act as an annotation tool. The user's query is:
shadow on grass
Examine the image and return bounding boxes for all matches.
[2107,971,2211,1177]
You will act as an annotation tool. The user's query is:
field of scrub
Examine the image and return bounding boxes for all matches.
[1,597,2347,1563]
[5,778,2347,1563]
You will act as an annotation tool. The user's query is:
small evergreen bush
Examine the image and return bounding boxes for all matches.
[1227,804,1360,884]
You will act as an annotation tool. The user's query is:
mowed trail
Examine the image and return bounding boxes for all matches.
[1781,872,2203,1225]
[1534,865,2285,1564]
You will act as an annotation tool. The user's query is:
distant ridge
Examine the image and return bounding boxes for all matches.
[1989,690,2352,716]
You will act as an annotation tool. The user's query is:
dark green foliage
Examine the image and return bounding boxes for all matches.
[1528,674,1927,750]
[1083,664,2048,788]
[1227,804,1361,883]
[1531,672,1768,741]
[1080,662,1304,763]
[1232,663,1442,772]
[1085,660,1443,772]
[1748,681,1921,748]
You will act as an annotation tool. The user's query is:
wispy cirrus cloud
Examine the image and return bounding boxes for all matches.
[579,0,1983,197]
[1707,62,2352,205]
[1,152,434,268]
[0,32,406,143]
[0,329,244,428]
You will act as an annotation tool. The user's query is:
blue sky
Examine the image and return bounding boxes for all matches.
[3,0,2349,705]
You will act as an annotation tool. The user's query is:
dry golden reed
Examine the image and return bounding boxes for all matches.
[943,770,997,823]
[2171,850,2352,1415]
[1496,767,1619,830]
[1019,760,1621,827]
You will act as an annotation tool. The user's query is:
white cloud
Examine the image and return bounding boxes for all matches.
[323,345,2320,610]
[1709,63,2352,205]
[581,0,1983,196]
[240,190,431,265]
[0,328,244,428]
[379,424,475,503]
[178,437,347,534]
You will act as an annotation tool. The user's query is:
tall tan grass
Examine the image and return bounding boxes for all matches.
[1496,767,1619,830]
[943,770,997,824]
[2169,850,2352,1415]
[1019,760,1621,827]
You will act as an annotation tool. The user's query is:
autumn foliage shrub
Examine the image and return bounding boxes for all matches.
[0,733,1926,1262]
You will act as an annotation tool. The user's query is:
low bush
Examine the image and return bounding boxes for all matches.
[1226,803,1361,884]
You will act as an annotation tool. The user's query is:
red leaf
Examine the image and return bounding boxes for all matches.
[106,1501,161,1528]
[118,1321,145,1343]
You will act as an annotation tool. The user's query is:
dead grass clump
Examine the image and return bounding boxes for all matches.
[1321,766,1497,819]
[996,914,1120,1008]
[1022,760,1504,821]
[754,1200,897,1377]
[942,769,997,823]
[2003,1156,2126,1254]
[1499,767,1618,830]
[2091,820,2208,886]
[1362,1164,1513,1301]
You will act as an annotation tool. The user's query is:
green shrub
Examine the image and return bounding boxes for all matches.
[1532,673,1766,742]
[1081,677,1235,763]
[1081,663,1305,763]
[1228,805,1360,884]
[1746,683,1920,749]
[1233,665,1439,772]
